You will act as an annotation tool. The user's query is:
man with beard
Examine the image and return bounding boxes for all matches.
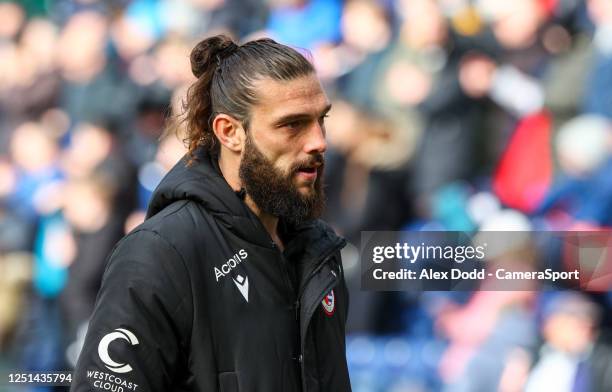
[71,36,351,392]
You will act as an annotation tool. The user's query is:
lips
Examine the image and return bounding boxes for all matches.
[296,165,319,181]
[298,167,317,174]
[294,156,323,182]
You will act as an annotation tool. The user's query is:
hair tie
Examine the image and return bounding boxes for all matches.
[215,43,239,70]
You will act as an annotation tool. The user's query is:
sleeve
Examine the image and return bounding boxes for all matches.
[70,229,193,392]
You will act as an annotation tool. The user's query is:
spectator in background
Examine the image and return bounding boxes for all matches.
[0,17,61,135]
[525,292,612,392]
[58,120,136,348]
[333,0,393,103]
[57,11,119,124]
[537,114,612,228]
[583,0,612,118]
[60,121,137,217]
[59,175,124,366]
[6,121,63,232]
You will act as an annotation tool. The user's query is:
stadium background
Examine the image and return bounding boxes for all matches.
[1,0,612,390]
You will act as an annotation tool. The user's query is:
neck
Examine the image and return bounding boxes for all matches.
[218,151,284,250]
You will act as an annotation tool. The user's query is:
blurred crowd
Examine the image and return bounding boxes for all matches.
[1,0,612,391]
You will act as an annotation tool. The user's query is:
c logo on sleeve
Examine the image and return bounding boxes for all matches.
[98,328,139,373]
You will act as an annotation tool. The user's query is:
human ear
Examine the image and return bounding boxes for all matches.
[211,113,243,153]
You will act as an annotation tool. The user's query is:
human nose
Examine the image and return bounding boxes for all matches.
[303,122,327,154]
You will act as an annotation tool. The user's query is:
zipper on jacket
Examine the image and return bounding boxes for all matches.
[298,264,340,392]
[272,240,304,389]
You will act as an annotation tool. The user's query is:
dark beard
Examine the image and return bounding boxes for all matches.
[239,135,325,226]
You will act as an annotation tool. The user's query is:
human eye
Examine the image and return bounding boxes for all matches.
[284,119,305,131]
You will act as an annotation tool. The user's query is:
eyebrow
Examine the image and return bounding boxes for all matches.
[274,103,332,126]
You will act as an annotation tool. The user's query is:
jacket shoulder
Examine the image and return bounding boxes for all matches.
[134,200,211,263]
[139,199,203,235]
[104,227,191,293]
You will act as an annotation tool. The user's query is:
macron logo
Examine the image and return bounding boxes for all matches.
[232,275,249,302]
[214,249,250,302]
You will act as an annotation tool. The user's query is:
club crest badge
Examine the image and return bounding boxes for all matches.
[321,290,335,316]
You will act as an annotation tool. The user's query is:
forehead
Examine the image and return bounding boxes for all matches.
[251,74,329,118]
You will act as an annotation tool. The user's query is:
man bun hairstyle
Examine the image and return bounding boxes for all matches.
[178,35,315,161]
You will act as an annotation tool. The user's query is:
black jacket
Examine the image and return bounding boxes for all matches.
[71,149,351,392]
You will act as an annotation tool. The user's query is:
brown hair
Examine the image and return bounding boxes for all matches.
[175,35,314,161]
